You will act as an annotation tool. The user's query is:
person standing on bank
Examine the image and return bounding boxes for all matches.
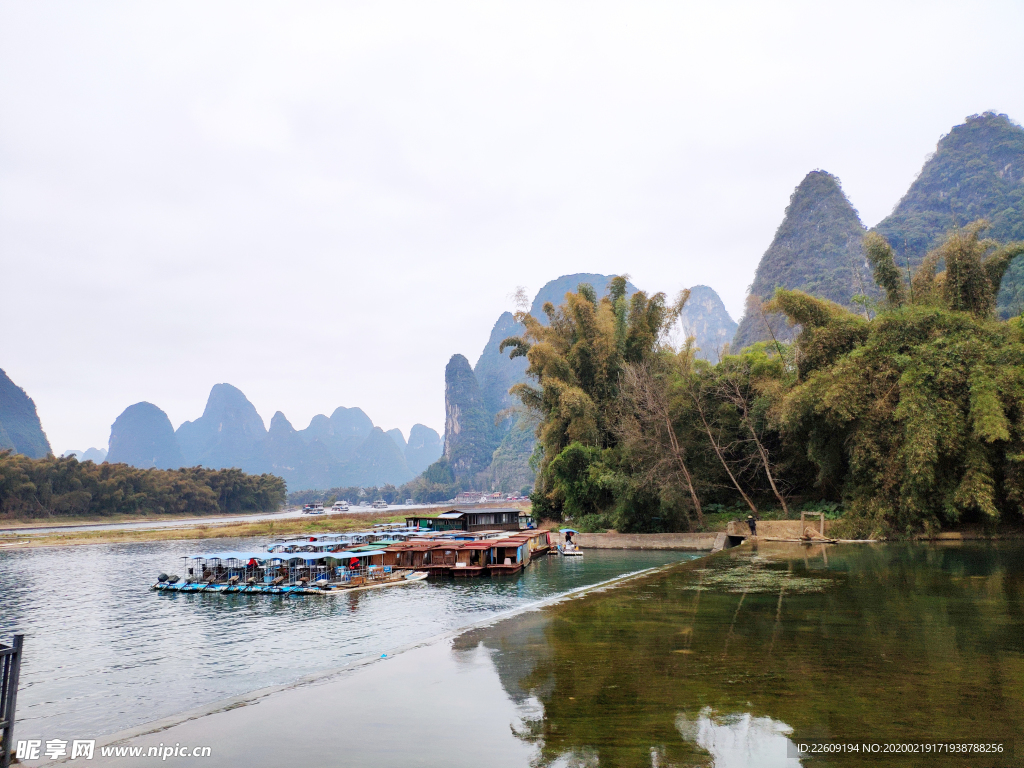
[746,515,757,536]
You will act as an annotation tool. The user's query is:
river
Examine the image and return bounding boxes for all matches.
[0,538,698,743]
[76,539,1024,768]
[8,540,1021,767]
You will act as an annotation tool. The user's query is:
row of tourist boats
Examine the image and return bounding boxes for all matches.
[152,524,560,596]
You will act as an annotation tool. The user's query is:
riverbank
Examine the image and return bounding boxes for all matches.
[0,511,406,549]
[574,531,718,549]
[0,501,529,548]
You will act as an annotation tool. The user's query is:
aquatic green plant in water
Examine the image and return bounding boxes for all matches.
[686,551,833,594]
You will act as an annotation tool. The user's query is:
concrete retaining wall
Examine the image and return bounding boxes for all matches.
[574,532,717,550]
[726,519,835,539]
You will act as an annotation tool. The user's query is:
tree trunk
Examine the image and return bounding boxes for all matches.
[693,397,759,515]
[730,380,789,516]
[664,415,703,526]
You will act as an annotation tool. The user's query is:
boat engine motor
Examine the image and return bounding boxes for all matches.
[167,574,179,583]
[157,573,169,583]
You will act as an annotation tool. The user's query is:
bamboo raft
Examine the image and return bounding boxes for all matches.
[153,570,428,595]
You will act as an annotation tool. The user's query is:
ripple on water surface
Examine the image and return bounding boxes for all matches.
[0,538,697,739]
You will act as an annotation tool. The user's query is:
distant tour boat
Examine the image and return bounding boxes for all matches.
[303,503,325,515]
[331,502,349,512]
[371,500,388,509]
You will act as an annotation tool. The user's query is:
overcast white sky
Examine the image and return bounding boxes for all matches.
[2,1,1023,454]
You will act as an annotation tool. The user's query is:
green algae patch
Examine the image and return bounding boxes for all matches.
[685,563,833,594]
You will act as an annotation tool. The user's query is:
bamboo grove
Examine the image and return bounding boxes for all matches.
[501,222,1024,538]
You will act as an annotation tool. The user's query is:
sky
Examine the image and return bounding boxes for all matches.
[2,1,1023,455]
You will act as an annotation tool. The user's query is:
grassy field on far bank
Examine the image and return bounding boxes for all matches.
[0,501,534,549]
[0,512,409,549]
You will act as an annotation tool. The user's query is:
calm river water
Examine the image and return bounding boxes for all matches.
[0,538,697,742]
[67,539,1024,768]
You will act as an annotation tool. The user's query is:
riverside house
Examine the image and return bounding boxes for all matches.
[405,508,525,533]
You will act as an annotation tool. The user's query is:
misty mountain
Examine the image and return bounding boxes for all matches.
[733,170,869,350]
[342,427,414,487]
[873,112,1024,318]
[0,368,52,459]
[107,402,183,469]
[386,428,407,452]
[300,406,374,461]
[405,424,442,475]
[528,272,639,318]
[104,384,428,490]
[442,354,496,480]
[265,411,339,490]
[679,285,738,364]
[475,311,530,422]
[62,447,108,463]
[175,383,268,474]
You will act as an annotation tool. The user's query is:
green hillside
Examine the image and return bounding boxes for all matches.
[873,112,1024,318]
[733,170,869,350]
[0,368,52,459]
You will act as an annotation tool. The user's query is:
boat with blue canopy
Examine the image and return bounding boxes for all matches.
[152,546,427,595]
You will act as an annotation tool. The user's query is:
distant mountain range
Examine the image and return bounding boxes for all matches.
[0,368,51,459]
[62,447,108,463]
[8,111,1021,500]
[103,385,441,491]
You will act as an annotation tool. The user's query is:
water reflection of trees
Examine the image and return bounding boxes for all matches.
[472,543,1024,767]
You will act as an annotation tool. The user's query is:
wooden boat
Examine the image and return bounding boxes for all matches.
[452,541,492,576]
[487,536,529,575]
[419,542,463,575]
[525,529,553,557]
[152,521,560,597]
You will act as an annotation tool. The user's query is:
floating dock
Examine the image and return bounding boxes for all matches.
[152,519,556,596]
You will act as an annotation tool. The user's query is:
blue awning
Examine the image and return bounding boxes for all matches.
[197,551,267,561]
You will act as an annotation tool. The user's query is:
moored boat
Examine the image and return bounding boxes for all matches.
[152,518,568,596]
[152,548,427,595]
[557,528,583,556]
[487,535,529,575]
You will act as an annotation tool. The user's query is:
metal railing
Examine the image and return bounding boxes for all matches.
[0,635,24,768]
